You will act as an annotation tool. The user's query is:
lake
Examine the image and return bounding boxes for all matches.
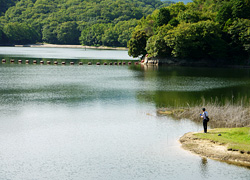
[0,47,250,180]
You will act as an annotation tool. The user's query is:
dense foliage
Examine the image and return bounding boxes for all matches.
[128,0,250,64]
[0,0,173,46]
[0,0,19,15]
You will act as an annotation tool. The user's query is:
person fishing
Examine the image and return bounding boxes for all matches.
[200,108,209,133]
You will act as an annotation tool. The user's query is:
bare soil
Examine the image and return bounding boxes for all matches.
[179,132,250,167]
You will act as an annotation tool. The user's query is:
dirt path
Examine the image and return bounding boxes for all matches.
[179,132,250,167]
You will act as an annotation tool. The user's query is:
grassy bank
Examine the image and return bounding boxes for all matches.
[195,128,250,152]
[158,99,250,128]
[180,130,250,166]
[169,98,250,166]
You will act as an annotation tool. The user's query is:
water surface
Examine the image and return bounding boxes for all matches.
[0,47,250,180]
[0,47,135,60]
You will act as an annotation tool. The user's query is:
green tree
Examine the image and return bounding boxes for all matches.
[0,27,2,43]
[128,30,148,58]
[0,0,18,15]
[57,21,80,44]
[42,21,59,44]
[135,15,156,37]
[146,24,173,57]
[231,0,250,19]
[101,20,137,47]
[165,21,227,59]
[227,19,250,61]
[156,8,171,27]
[168,18,179,26]
[0,0,166,45]
[102,24,119,47]
[177,10,200,23]
[80,23,107,46]
[215,1,233,25]
[128,0,250,63]
[3,22,39,44]
[116,19,137,47]
[168,2,186,17]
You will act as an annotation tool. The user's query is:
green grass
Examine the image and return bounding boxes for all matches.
[195,127,250,152]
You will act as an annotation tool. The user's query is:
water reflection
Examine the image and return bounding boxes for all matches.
[130,65,250,107]
[200,158,209,178]
[140,64,159,71]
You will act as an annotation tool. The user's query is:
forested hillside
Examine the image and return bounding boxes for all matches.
[0,0,173,46]
[128,0,250,64]
[0,0,19,15]
[162,0,192,4]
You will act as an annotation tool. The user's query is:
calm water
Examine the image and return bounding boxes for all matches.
[0,47,135,60]
[0,47,250,180]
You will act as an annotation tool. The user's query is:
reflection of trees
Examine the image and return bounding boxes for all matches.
[137,86,250,108]
[130,66,250,108]
[137,91,201,107]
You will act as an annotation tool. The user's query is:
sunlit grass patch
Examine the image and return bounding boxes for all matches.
[195,127,250,152]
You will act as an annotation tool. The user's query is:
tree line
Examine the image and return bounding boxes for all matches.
[0,0,173,46]
[128,0,250,64]
[0,0,19,16]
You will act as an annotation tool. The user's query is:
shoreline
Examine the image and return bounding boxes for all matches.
[3,44,250,68]
[179,131,250,167]
[3,44,128,50]
[143,56,250,68]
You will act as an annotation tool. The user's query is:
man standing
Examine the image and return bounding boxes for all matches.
[200,108,208,133]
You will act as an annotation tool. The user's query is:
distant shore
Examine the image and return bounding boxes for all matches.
[142,56,250,68]
[12,44,129,50]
